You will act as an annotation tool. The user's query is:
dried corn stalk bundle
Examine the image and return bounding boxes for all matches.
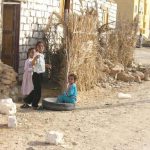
[0,60,18,100]
[67,9,104,91]
[98,18,138,67]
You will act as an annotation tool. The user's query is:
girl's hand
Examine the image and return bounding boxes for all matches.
[34,55,39,60]
[45,64,51,69]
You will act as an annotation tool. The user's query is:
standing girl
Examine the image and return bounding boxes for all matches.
[21,48,36,96]
[21,48,38,108]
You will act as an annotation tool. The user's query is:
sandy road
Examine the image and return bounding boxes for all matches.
[0,47,150,150]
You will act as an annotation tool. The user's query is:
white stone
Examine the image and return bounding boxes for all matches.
[38,32,44,38]
[36,11,42,17]
[37,18,43,24]
[25,31,32,37]
[18,75,23,81]
[21,17,27,24]
[18,67,24,74]
[0,98,16,115]
[27,17,34,24]
[32,31,39,38]
[44,12,50,18]
[33,17,38,23]
[19,60,25,67]
[8,116,17,128]
[23,9,30,17]
[20,24,24,31]
[24,24,30,31]
[28,38,37,45]
[30,10,36,17]
[118,93,132,99]
[20,31,25,38]
[31,23,37,30]
[45,131,64,145]
[21,3,28,9]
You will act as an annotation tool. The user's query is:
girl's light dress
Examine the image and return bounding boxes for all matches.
[57,83,77,104]
[21,58,34,96]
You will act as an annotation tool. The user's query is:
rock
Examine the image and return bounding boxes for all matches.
[45,131,64,145]
[135,71,144,80]
[8,115,17,128]
[0,98,16,115]
[132,71,144,83]
[118,92,132,99]
[144,69,150,81]
[110,63,124,77]
[102,64,110,74]
[104,59,114,68]
[117,72,135,82]
[0,61,18,101]
[134,75,142,83]
[72,142,78,145]
[101,82,111,89]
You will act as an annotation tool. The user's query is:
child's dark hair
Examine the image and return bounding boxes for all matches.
[68,73,77,82]
[27,48,34,58]
[35,41,45,48]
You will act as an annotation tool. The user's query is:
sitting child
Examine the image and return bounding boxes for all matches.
[57,74,78,104]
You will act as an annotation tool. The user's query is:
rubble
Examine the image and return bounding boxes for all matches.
[117,72,135,82]
[0,60,18,101]
[100,60,150,89]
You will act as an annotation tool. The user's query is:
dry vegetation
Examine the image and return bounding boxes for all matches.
[44,7,140,91]
[98,19,138,67]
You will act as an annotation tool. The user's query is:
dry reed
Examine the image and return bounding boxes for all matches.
[98,19,138,67]
[44,8,138,91]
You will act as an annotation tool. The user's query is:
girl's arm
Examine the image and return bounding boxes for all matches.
[32,55,39,65]
[24,60,33,72]
[66,85,75,97]
[45,64,51,69]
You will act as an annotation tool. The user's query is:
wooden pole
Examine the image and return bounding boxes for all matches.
[62,0,70,92]
[0,0,3,59]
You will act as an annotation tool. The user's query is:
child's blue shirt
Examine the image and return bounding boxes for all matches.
[65,83,77,99]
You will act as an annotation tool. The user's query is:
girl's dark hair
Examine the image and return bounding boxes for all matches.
[68,73,77,82]
[35,41,45,48]
[27,48,34,58]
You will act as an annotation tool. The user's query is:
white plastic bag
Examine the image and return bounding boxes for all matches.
[118,92,132,99]
[8,115,17,128]
[45,131,64,145]
[0,98,16,115]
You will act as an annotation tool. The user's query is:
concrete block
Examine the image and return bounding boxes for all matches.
[18,67,24,75]
[37,18,43,24]
[36,11,42,17]
[27,17,34,24]
[30,10,36,17]
[21,3,28,9]
[20,17,27,24]
[32,31,39,38]
[24,24,30,31]
[28,38,37,45]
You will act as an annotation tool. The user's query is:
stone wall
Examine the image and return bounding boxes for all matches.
[18,0,60,80]
[72,0,117,28]
[0,0,2,58]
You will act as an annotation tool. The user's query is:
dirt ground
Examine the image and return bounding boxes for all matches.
[0,48,150,150]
